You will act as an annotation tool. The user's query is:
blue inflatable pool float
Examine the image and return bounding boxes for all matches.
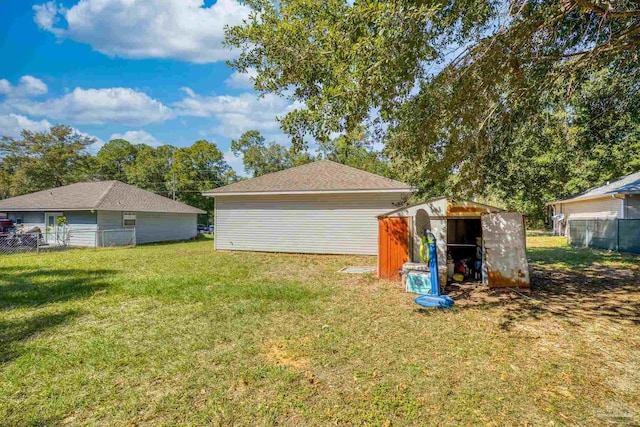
[413,233,454,309]
[414,294,455,308]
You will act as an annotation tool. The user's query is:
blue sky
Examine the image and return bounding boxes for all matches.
[0,0,294,174]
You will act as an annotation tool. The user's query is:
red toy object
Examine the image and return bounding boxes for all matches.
[454,260,467,276]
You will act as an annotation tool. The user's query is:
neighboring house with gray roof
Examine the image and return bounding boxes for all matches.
[0,181,205,246]
[203,160,415,255]
[548,171,640,236]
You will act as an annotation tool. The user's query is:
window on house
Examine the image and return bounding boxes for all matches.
[123,212,136,228]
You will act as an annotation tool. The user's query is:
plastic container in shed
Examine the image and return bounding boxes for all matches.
[406,271,433,294]
[402,263,433,294]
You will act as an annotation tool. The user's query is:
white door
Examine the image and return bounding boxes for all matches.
[481,212,530,288]
[44,212,63,244]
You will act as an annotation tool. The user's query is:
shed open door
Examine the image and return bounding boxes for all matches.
[378,217,409,281]
[481,212,530,288]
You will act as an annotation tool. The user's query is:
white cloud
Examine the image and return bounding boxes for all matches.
[0,114,52,138]
[110,130,163,147]
[33,1,61,33]
[0,75,48,98]
[0,80,11,95]
[17,76,49,97]
[79,131,105,154]
[224,69,257,89]
[4,87,173,125]
[33,0,250,63]
[223,149,247,176]
[175,90,298,138]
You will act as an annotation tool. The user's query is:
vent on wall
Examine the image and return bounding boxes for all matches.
[123,212,137,228]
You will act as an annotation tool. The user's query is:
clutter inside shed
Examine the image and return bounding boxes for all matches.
[446,219,484,283]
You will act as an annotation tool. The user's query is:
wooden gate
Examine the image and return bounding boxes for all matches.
[378,217,409,281]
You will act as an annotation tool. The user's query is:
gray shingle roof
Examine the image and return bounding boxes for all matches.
[0,181,205,214]
[203,160,414,195]
[558,170,640,203]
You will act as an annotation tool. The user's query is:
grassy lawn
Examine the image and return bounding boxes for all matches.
[1,235,638,426]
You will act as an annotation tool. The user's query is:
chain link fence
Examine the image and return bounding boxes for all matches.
[0,227,136,256]
[569,219,640,254]
[0,232,43,255]
[0,229,73,255]
[97,229,136,248]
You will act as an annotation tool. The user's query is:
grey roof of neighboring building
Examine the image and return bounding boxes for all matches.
[203,160,414,195]
[552,171,640,204]
[0,181,206,214]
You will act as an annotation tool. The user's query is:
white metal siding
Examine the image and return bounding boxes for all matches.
[6,211,97,247]
[215,193,404,255]
[67,225,98,247]
[98,210,198,244]
[98,211,123,229]
[561,197,623,220]
[626,195,640,219]
[65,211,98,247]
[134,212,198,244]
[6,212,44,231]
[6,211,44,225]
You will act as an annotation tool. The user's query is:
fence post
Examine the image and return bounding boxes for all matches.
[585,220,590,247]
[616,219,620,252]
[37,233,40,254]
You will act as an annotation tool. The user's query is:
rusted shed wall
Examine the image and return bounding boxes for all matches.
[482,212,530,288]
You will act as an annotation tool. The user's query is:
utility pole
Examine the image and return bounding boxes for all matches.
[172,171,176,200]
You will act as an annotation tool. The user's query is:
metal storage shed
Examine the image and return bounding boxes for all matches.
[378,197,530,288]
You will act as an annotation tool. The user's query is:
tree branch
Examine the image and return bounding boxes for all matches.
[532,24,640,61]
[572,0,640,18]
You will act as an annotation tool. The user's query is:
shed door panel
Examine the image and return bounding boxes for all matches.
[481,213,530,288]
[378,217,409,281]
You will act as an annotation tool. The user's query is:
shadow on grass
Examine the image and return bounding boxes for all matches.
[439,246,640,329]
[0,266,115,310]
[501,265,640,329]
[135,234,213,248]
[0,310,77,364]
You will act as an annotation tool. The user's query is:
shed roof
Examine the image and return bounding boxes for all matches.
[550,171,640,204]
[0,181,205,214]
[203,160,414,196]
[380,197,504,218]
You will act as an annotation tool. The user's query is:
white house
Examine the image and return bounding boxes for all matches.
[548,171,640,236]
[0,181,205,246]
[203,160,415,255]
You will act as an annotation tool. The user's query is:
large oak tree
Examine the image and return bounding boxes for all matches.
[226,0,640,221]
